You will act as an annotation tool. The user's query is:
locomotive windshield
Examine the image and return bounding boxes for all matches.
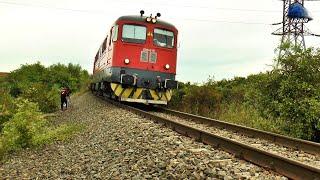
[153,29,174,48]
[122,25,147,44]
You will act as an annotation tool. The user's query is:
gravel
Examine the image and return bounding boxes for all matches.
[153,112,320,169]
[0,93,286,179]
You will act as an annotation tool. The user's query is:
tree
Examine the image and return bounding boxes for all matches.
[257,45,320,141]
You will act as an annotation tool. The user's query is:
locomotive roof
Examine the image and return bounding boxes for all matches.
[116,15,177,30]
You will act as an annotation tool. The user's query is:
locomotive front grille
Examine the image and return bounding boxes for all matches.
[140,49,149,62]
[141,49,157,63]
[149,50,157,63]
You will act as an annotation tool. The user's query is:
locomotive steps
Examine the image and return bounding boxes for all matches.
[0,93,304,179]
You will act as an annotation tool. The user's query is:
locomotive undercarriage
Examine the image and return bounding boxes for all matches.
[91,67,177,105]
[91,81,173,105]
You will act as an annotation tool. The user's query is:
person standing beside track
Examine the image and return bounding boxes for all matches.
[60,87,68,111]
[66,86,71,106]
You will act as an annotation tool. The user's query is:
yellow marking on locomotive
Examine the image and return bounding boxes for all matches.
[149,90,172,101]
[111,83,144,99]
[121,87,134,98]
[132,88,143,99]
[111,83,172,101]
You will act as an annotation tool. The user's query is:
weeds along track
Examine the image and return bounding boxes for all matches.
[104,99,320,179]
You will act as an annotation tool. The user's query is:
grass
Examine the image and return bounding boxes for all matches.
[32,122,84,146]
[0,115,84,160]
[217,103,284,134]
[170,102,288,137]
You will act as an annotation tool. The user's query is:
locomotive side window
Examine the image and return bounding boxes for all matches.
[102,36,107,52]
[153,29,174,48]
[95,52,99,62]
[99,47,102,57]
[122,25,146,44]
[108,25,118,46]
[112,25,118,42]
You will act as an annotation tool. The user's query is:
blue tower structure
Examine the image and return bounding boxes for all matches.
[272,0,319,57]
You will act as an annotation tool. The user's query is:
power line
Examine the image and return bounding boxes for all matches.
[0,1,273,25]
[0,1,104,14]
[0,0,314,26]
[0,0,317,16]
[115,0,281,13]
[0,0,281,14]
[177,18,271,25]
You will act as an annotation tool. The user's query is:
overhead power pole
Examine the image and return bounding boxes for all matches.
[272,0,319,57]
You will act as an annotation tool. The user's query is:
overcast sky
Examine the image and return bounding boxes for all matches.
[0,0,319,82]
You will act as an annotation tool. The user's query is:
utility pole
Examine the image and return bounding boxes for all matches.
[272,0,319,57]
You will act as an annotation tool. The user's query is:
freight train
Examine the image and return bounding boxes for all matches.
[90,11,178,105]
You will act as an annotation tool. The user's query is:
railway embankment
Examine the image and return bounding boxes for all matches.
[153,112,320,168]
[0,72,9,78]
[0,93,285,179]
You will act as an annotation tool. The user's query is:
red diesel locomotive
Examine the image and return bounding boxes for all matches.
[91,11,178,105]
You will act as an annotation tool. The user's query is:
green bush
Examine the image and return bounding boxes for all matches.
[0,88,16,131]
[170,45,320,141]
[0,61,89,158]
[251,45,320,140]
[4,62,89,113]
[45,63,90,92]
[0,98,83,158]
[21,83,60,113]
[218,103,283,134]
[1,99,47,151]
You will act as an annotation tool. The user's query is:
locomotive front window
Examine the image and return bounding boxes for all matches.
[153,29,174,48]
[122,25,146,44]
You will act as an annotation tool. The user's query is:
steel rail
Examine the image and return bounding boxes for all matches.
[103,98,320,180]
[159,108,320,155]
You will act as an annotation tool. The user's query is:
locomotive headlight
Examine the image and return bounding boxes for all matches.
[152,18,157,23]
[124,59,130,64]
[165,64,170,70]
[146,17,152,22]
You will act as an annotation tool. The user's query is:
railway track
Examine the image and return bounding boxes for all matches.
[104,98,320,179]
[151,110,320,167]
[158,108,320,156]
